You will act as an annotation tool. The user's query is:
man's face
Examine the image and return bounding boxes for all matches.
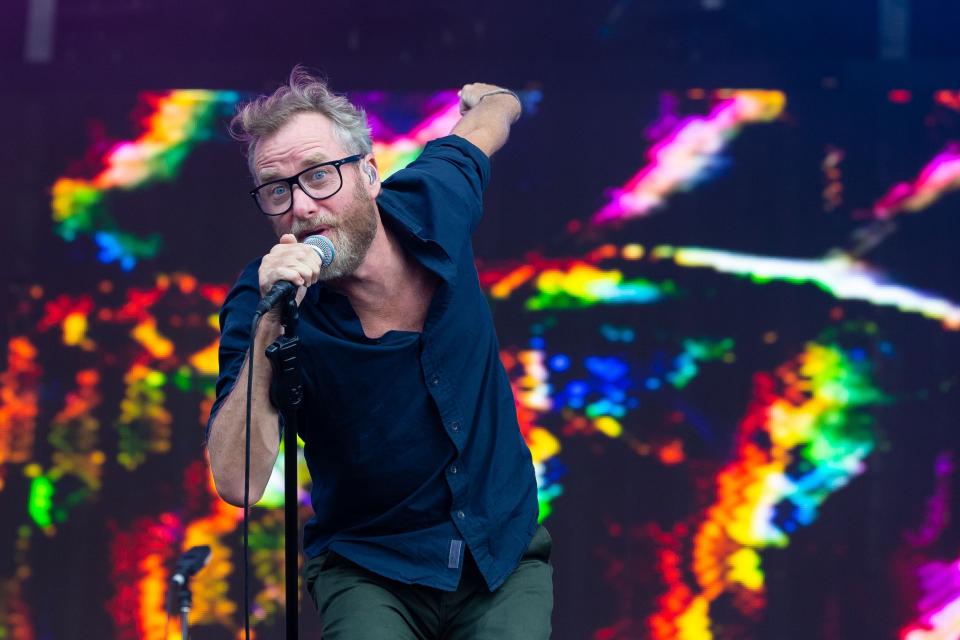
[253,111,379,281]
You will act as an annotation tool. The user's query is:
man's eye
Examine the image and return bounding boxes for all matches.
[310,169,329,181]
[270,184,288,197]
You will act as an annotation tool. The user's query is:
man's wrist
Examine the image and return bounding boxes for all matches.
[477,89,522,122]
[255,310,284,343]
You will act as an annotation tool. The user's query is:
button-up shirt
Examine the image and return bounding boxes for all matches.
[209,135,539,591]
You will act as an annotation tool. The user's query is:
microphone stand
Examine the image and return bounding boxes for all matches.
[177,584,192,640]
[264,294,303,640]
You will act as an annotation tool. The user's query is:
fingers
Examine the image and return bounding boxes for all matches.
[258,241,323,298]
[294,285,308,307]
[459,83,486,113]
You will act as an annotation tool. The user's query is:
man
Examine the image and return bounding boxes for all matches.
[206,67,553,639]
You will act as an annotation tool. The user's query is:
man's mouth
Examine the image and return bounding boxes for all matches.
[297,227,330,242]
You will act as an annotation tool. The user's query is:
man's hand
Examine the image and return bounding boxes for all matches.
[452,83,522,157]
[458,83,522,121]
[258,234,321,306]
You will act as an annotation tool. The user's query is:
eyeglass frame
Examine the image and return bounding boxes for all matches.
[248,154,364,216]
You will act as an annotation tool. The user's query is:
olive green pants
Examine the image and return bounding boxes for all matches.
[304,526,554,639]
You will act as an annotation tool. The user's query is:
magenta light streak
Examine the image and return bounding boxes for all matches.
[905,452,954,548]
[592,90,785,224]
[901,558,960,640]
[404,92,461,144]
[874,145,960,219]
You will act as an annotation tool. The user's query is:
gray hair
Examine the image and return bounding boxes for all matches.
[230,65,373,178]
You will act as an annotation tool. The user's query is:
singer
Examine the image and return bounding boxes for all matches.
[206,67,552,639]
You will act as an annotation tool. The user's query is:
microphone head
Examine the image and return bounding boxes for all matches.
[171,545,211,583]
[303,234,335,268]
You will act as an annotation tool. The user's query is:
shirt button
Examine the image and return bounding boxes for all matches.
[430,375,440,386]
[450,421,461,432]
[456,510,465,520]
[449,465,458,474]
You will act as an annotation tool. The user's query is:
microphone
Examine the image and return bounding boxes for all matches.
[170,545,211,585]
[255,234,335,315]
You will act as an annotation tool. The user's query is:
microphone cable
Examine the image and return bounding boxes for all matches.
[243,310,264,640]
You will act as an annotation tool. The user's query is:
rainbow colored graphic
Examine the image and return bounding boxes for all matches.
[2,85,956,640]
[649,336,884,639]
[874,145,960,219]
[593,90,786,224]
[50,90,240,270]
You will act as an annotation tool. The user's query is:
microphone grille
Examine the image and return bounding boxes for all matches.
[303,234,336,268]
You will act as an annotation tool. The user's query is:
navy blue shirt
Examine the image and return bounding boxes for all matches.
[209,135,539,591]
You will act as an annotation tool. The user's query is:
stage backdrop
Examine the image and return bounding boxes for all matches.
[0,83,958,640]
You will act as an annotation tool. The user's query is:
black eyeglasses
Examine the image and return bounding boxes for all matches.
[249,154,363,216]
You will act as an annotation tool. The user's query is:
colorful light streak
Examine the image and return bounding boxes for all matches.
[873,145,960,219]
[501,348,563,522]
[898,452,959,640]
[527,263,674,310]
[649,339,884,639]
[0,338,41,491]
[900,557,960,640]
[482,245,633,302]
[50,90,239,270]
[664,246,960,330]
[484,240,960,333]
[904,452,953,548]
[593,90,786,224]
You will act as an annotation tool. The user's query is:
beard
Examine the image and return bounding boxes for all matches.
[281,174,378,282]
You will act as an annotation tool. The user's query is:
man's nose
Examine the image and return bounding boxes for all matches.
[289,184,320,219]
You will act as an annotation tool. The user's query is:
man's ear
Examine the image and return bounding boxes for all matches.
[363,155,381,195]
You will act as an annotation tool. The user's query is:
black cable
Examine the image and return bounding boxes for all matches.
[165,596,172,639]
[244,311,263,640]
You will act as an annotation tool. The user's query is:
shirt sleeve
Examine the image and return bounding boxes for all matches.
[378,134,491,260]
[204,259,262,442]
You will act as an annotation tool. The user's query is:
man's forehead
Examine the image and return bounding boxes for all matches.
[253,112,348,177]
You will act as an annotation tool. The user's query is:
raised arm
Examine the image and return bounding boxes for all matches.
[451,83,522,158]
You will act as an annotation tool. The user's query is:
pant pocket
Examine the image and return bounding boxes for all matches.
[524,525,552,563]
[303,551,330,608]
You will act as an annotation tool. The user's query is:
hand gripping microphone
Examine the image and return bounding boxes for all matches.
[255,234,336,315]
[170,545,212,586]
